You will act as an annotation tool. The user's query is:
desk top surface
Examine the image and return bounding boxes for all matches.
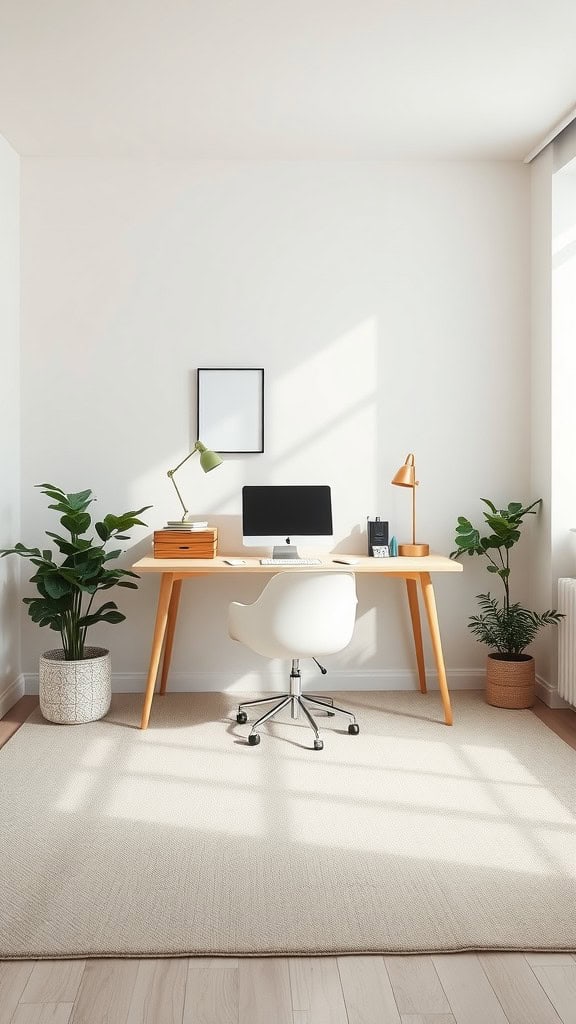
[132,554,463,575]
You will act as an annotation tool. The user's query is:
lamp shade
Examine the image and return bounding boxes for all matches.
[391,453,416,488]
[196,442,223,473]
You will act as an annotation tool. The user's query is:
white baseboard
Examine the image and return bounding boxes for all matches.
[25,668,485,695]
[21,665,574,708]
[0,674,25,718]
[536,673,572,709]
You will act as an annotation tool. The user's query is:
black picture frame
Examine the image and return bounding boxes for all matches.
[196,367,265,454]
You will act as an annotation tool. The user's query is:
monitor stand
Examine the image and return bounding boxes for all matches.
[272,543,300,560]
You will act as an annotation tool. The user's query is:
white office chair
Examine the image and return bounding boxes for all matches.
[228,571,359,750]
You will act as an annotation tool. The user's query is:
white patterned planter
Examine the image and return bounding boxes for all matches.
[39,647,111,724]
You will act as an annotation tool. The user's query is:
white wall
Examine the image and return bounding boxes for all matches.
[0,134,22,714]
[20,159,530,692]
[552,158,576,583]
[551,122,576,605]
[529,129,576,706]
[529,146,555,691]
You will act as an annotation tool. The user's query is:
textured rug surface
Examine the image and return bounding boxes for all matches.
[1,690,576,958]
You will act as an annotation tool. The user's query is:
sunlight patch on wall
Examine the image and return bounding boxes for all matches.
[127,318,379,526]
[270,317,377,458]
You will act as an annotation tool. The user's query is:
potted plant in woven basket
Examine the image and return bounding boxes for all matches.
[0,484,150,724]
[451,498,563,708]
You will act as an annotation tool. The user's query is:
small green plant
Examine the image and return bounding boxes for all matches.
[451,498,562,657]
[467,593,562,656]
[0,484,151,661]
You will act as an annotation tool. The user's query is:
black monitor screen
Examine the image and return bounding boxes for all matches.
[242,485,333,538]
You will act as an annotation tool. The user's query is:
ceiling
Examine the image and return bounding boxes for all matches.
[0,0,574,160]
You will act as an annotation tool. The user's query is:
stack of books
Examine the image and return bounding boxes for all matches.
[153,523,218,559]
[161,521,209,531]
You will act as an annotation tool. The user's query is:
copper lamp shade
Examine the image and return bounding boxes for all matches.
[391,453,416,488]
[391,453,429,557]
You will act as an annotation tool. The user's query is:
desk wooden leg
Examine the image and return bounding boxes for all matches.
[140,573,175,730]
[406,577,427,693]
[159,579,182,696]
[419,572,453,726]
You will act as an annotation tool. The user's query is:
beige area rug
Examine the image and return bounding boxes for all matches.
[1,690,576,959]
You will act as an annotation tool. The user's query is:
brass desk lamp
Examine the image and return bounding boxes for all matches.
[391,453,429,557]
[167,441,223,522]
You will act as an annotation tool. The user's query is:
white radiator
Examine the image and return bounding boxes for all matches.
[558,578,576,706]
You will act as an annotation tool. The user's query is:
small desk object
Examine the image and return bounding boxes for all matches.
[133,554,463,730]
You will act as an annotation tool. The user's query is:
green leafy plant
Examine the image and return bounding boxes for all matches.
[0,484,151,661]
[467,593,562,656]
[451,498,562,657]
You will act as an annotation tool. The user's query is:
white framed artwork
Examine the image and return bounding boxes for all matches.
[196,368,264,454]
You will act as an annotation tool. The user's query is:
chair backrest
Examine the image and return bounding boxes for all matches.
[228,571,358,660]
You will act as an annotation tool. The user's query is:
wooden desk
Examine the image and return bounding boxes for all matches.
[132,554,462,730]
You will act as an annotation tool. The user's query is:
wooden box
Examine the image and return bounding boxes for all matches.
[153,528,218,559]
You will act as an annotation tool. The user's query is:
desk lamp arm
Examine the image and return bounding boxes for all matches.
[167,441,222,522]
[167,471,189,520]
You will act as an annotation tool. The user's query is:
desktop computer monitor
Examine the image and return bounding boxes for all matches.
[242,485,333,559]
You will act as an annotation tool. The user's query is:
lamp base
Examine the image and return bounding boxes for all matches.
[398,543,430,557]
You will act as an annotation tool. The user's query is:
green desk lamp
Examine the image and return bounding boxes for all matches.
[391,452,429,557]
[167,441,223,523]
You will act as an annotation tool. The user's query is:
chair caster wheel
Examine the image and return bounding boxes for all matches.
[313,739,324,750]
[348,723,359,735]
[236,711,248,724]
[248,733,261,746]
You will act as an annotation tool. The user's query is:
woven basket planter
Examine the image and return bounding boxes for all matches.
[486,653,535,709]
[39,646,111,724]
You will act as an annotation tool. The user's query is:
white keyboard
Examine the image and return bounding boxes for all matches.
[259,558,322,566]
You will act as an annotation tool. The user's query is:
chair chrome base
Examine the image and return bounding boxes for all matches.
[236,659,359,749]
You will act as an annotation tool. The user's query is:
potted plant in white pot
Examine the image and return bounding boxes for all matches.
[1,484,150,724]
[451,498,563,708]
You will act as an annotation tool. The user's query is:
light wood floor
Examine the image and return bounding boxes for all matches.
[2,696,576,1024]
[2,953,576,1024]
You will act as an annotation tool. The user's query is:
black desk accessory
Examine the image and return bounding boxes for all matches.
[367,516,389,556]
